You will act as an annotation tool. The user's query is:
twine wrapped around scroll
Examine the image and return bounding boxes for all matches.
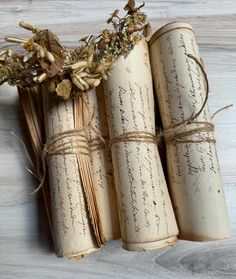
[31,128,91,194]
[110,131,157,146]
[89,136,107,151]
[157,53,215,146]
[43,129,90,157]
[30,101,96,196]
[163,122,215,145]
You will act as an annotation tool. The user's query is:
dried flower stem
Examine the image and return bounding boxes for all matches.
[5,37,27,44]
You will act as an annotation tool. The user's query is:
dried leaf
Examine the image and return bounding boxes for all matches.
[39,46,45,58]
[80,36,89,43]
[142,23,152,38]
[37,30,66,77]
[124,0,136,12]
[112,9,119,17]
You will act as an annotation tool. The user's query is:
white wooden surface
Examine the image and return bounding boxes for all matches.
[0,1,236,278]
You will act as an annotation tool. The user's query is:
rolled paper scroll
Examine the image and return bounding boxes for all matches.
[149,22,230,241]
[42,87,99,258]
[103,39,179,251]
[83,86,121,241]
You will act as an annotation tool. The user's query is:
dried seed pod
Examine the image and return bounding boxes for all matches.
[92,78,101,87]
[5,37,27,44]
[84,68,90,74]
[85,78,101,88]
[84,83,90,91]
[77,72,88,78]
[74,66,86,74]
[48,81,56,92]
[84,78,95,87]
[34,73,47,83]
[46,51,55,63]
[39,46,45,58]
[102,73,108,80]
[0,50,8,61]
[87,54,94,67]
[71,75,85,91]
[76,75,86,85]
[19,21,34,31]
[23,51,34,63]
[0,56,7,62]
[95,63,107,74]
[0,50,7,57]
[89,73,100,78]
[77,75,89,90]
[71,60,87,70]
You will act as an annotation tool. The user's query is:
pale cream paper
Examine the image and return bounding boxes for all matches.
[42,88,98,258]
[149,21,230,241]
[103,39,179,251]
[83,86,121,240]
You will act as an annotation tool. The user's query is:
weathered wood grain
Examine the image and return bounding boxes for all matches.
[0,1,235,278]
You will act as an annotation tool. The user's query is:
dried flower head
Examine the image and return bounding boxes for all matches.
[55,79,72,100]
[23,38,35,51]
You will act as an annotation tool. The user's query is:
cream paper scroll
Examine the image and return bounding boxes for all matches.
[83,86,121,240]
[149,22,230,240]
[103,39,178,251]
[43,88,98,258]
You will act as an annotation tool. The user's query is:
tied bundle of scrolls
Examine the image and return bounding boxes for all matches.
[0,0,230,260]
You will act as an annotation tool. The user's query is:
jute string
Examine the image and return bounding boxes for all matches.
[43,129,90,157]
[30,130,90,196]
[107,55,212,147]
[96,55,232,148]
[157,54,217,145]
[31,99,96,195]
[89,136,107,151]
[109,130,157,146]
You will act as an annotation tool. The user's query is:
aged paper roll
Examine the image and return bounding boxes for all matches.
[149,21,230,241]
[83,86,121,241]
[42,88,98,258]
[103,39,178,251]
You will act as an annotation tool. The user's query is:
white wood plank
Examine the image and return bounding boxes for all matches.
[0,1,235,278]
